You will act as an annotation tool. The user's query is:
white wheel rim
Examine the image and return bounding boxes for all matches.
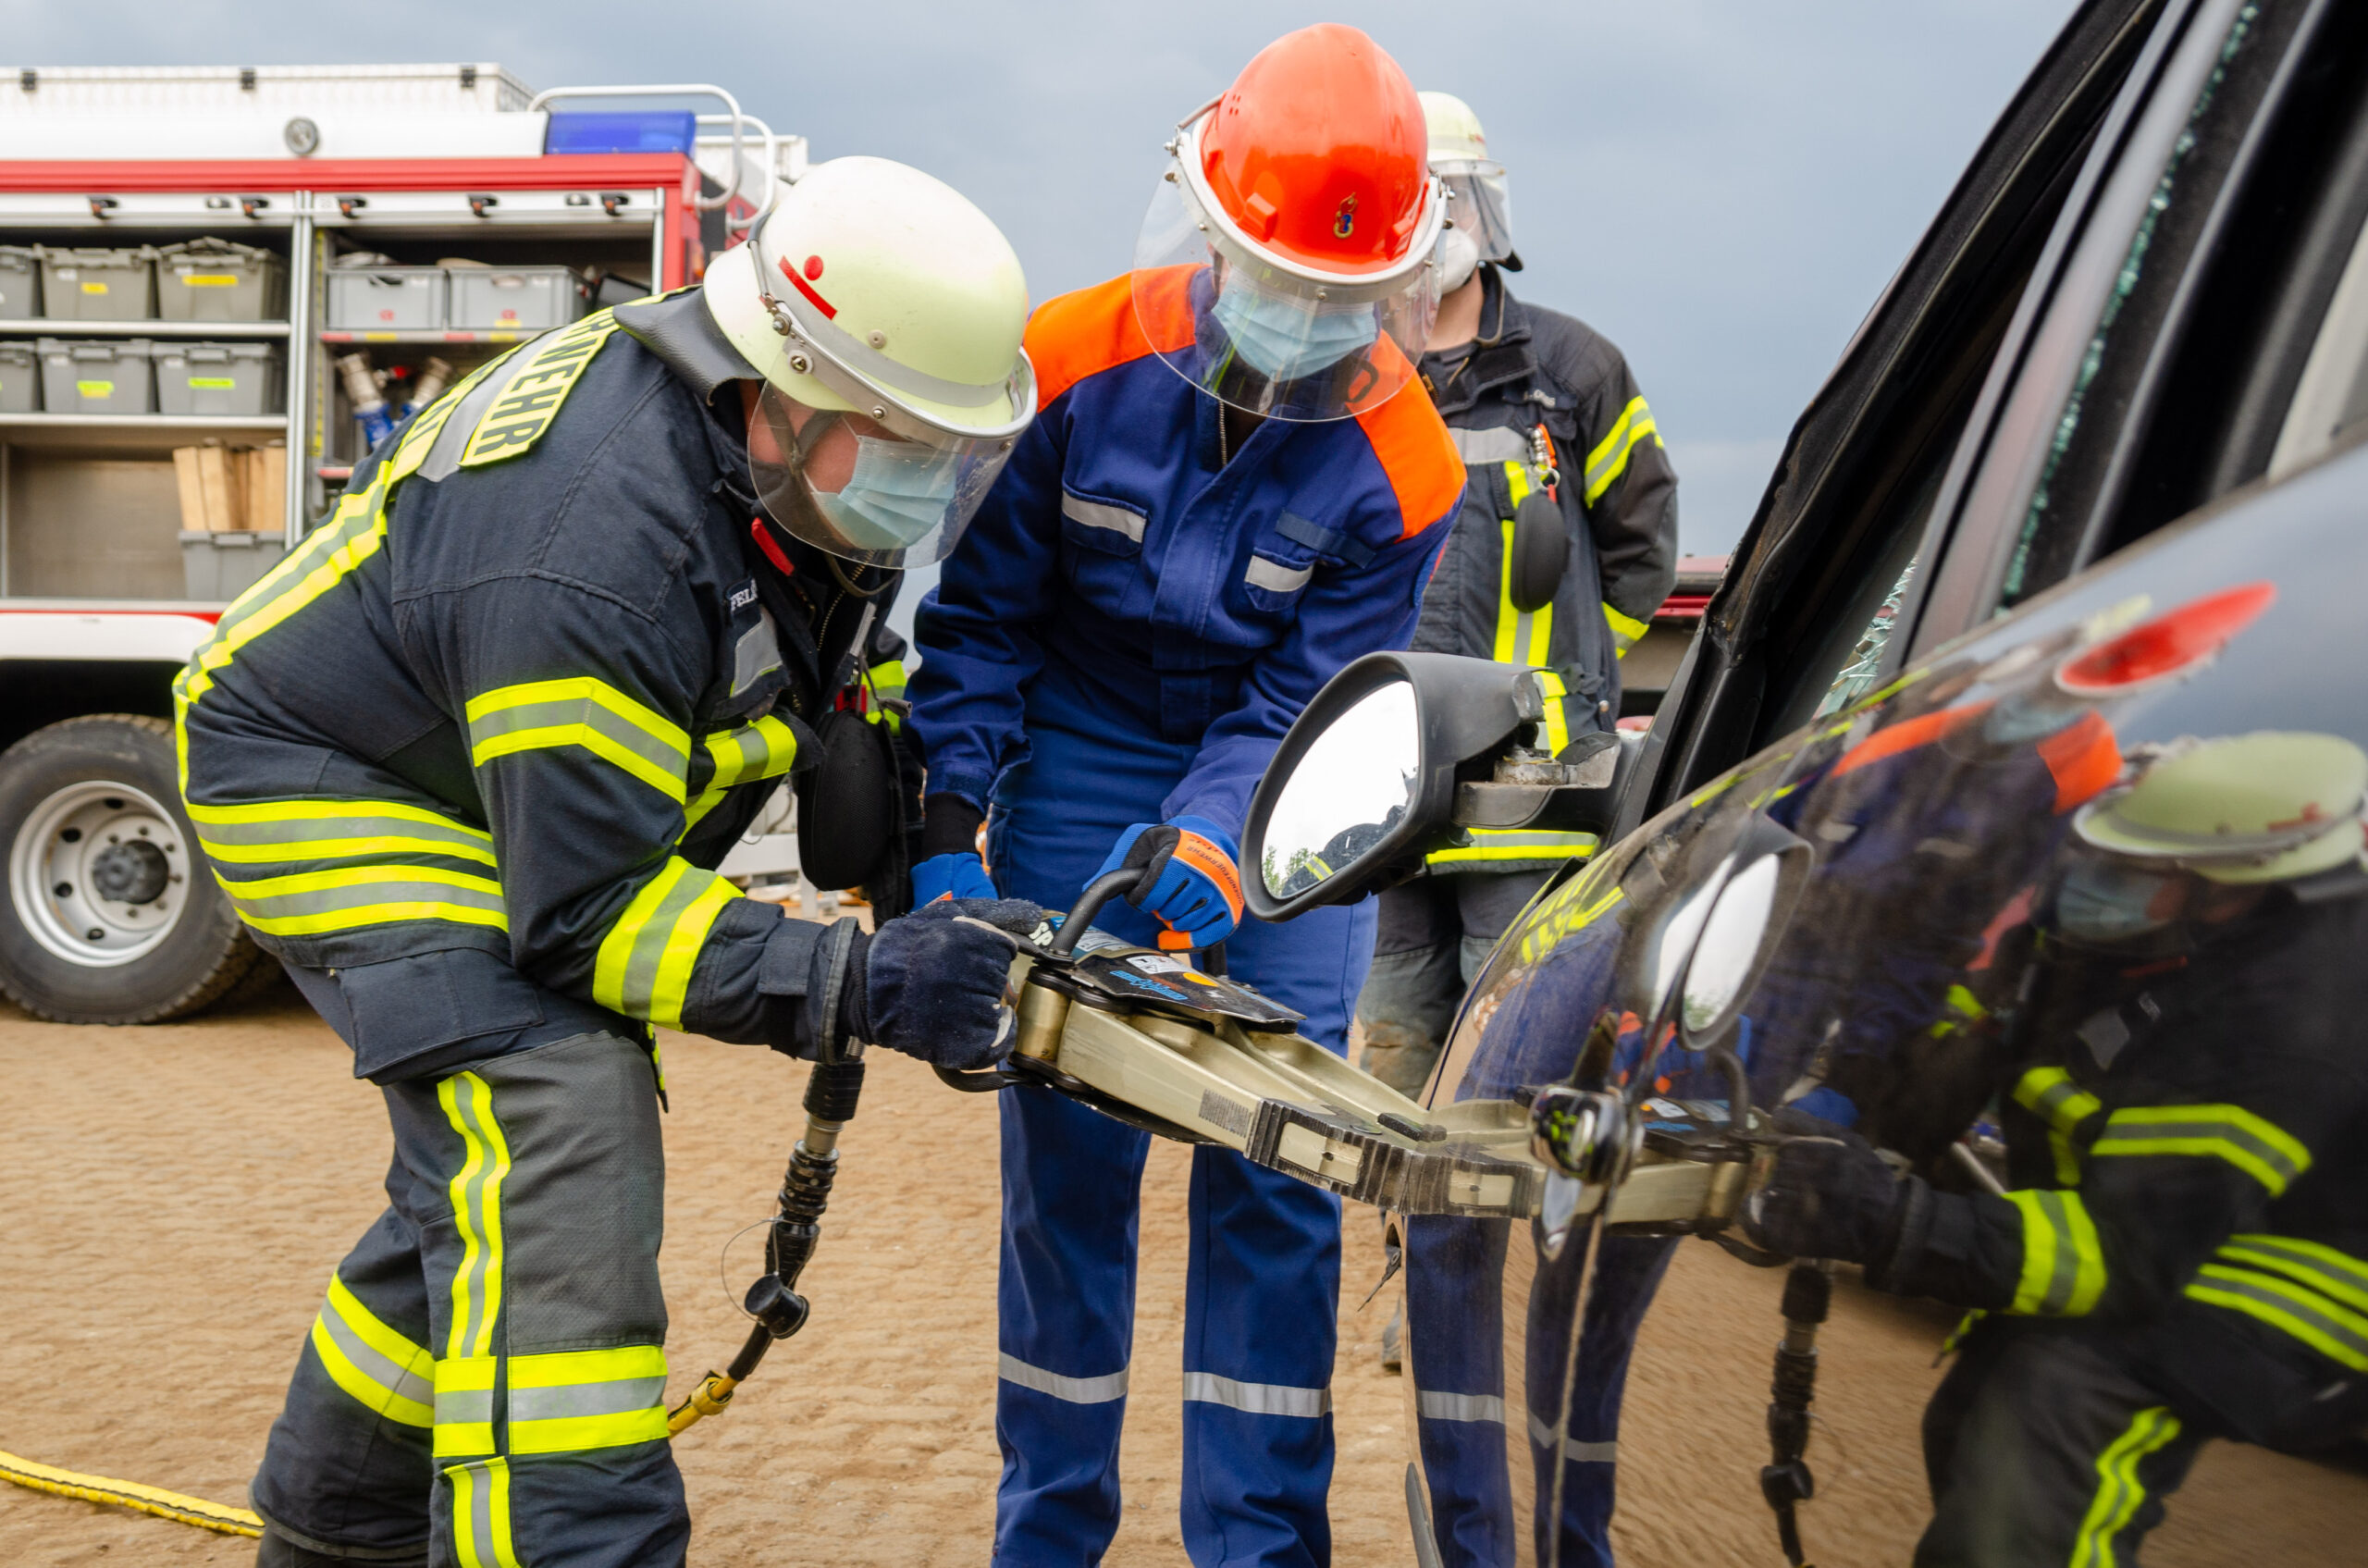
[7,779,195,968]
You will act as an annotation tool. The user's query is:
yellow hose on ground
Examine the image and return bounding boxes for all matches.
[0,1448,263,1537]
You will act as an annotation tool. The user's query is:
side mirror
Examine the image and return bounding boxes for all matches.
[1244,652,1641,921]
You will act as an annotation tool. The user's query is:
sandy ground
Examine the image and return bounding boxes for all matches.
[2,970,2362,1565]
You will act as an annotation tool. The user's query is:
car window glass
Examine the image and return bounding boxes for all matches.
[2267,206,2368,477]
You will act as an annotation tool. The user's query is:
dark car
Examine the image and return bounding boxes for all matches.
[1240,0,2368,1561]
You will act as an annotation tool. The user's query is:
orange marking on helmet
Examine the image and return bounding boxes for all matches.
[1025,267,1200,410]
[2037,710,2123,813]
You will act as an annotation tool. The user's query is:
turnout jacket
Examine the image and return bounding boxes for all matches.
[177,291,904,1080]
[1884,886,2368,1443]
[1410,266,1679,872]
[910,267,1463,840]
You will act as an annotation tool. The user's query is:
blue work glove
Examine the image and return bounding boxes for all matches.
[1093,815,1243,950]
[850,898,1043,1070]
[912,851,998,906]
[1743,1117,1910,1264]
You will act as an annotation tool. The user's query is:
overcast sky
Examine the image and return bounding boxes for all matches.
[9,0,2079,559]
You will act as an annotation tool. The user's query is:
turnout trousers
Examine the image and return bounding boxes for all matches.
[988,712,1378,1567]
[250,1028,685,1567]
[1356,871,1555,1098]
[1914,1318,2205,1567]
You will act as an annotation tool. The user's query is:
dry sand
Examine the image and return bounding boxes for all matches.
[1,976,2361,1565]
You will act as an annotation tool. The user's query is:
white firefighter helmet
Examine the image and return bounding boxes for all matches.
[701,154,1036,569]
[1420,89,1515,278]
[2076,730,2368,884]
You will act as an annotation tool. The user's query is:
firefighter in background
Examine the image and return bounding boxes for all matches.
[1354,92,1680,1104]
[906,26,1463,1563]
[1747,731,2368,1566]
[179,159,1044,1568]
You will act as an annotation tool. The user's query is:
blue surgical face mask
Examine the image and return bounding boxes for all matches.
[814,435,955,550]
[1209,284,1378,382]
[2052,858,2187,945]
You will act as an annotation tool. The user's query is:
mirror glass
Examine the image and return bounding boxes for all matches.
[1681,853,1780,1036]
[1260,680,1420,898]
[1646,857,1730,1022]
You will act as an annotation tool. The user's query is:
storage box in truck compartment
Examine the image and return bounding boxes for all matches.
[181,530,289,600]
[156,240,289,323]
[326,266,447,329]
[36,247,158,320]
[449,266,583,331]
[38,338,154,413]
[0,342,35,412]
[156,342,282,415]
[0,247,36,318]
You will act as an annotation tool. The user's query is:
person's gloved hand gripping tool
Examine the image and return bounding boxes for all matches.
[669,895,1042,1435]
[1095,816,1244,950]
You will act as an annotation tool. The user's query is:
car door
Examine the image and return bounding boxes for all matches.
[1400,1,2368,1562]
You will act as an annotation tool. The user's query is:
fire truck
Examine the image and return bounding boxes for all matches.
[0,65,805,1022]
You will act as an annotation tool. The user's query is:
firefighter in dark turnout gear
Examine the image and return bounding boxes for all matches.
[1747,731,2368,1567]
[1357,93,1680,1104]
[185,158,1042,1568]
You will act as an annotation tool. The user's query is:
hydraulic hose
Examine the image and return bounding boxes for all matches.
[669,1056,866,1435]
[0,1449,262,1537]
[1760,1260,1832,1566]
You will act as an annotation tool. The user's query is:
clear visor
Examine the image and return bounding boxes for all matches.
[749,374,1018,571]
[1131,161,1444,423]
[1437,163,1514,263]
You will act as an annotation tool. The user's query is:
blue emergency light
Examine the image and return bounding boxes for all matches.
[544,111,697,156]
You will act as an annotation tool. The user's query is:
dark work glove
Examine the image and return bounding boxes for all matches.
[844,898,1043,1070]
[1744,1120,1912,1264]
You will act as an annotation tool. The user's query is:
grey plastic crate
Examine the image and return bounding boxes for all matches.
[155,239,289,323]
[0,341,34,412]
[37,338,154,414]
[155,341,282,415]
[327,266,447,330]
[37,246,157,320]
[0,247,35,318]
[181,530,289,601]
[450,265,583,332]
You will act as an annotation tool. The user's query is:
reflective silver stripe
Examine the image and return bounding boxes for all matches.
[314,1295,435,1417]
[1418,1389,1506,1425]
[1180,1370,1331,1418]
[997,1352,1129,1404]
[610,864,723,1017]
[436,1384,495,1427]
[1448,425,1531,465]
[191,804,494,865]
[217,867,506,931]
[1061,492,1145,542]
[1244,556,1314,594]
[2091,1111,2309,1194]
[1528,1411,1619,1464]
[466,694,689,792]
[509,1376,669,1423]
[2221,1235,2368,1313]
[732,609,783,697]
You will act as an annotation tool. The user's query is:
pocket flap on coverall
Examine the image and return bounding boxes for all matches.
[339,951,545,1080]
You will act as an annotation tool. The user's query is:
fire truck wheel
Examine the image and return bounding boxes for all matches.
[0,715,272,1024]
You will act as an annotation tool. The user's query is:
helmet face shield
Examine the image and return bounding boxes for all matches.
[742,257,1034,570]
[749,371,1018,570]
[1438,163,1514,263]
[1132,113,1445,423]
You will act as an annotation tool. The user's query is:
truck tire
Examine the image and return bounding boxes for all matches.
[0,714,270,1023]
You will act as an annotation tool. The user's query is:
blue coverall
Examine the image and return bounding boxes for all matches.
[910,266,1463,1565]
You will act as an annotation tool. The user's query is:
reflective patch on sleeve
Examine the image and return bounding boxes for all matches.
[2004,1188,2106,1316]
[1584,395,1659,505]
[465,677,691,803]
[2091,1105,2312,1195]
[591,858,738,1028]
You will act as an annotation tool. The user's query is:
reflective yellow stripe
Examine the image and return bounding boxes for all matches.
[215,862,506,937]
[1584,395,1659,504]
[2091,1104,2312,1195]
[1534,669,1572,757]
[1426,828,1599,868]
[701,713,799,790]
[465,677,691,803]
[1602,601,1648,657]
[179,471,393,708]
[591,858,737,1028]
[445,1458,522,1568]
[190,797,497,868]
[2013,1066,2103,1186]
[2187,1263,2368,1372]
[310,1275,435,1428]
[507,1345,671,1454]
[2218,1234,2368,1315]
[868,658,907,699]
[1515,883,1625,965]
[1489,462,1556,667]
[438,1072,511,1364]
[432,1355,499,1459]
[2004,1188,2105,1316]
[458,313,622,468]
[2070,1407,2182,1568]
